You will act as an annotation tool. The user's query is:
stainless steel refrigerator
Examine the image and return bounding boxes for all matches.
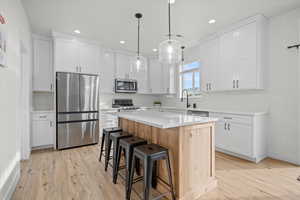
[56,72,100,150]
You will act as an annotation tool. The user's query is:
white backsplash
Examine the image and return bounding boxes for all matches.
[100,93,160,108]
[32,92,54,111]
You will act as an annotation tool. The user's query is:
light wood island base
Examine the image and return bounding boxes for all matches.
[119,118,217,200]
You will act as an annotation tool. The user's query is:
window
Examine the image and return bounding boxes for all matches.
[179,61,201,97]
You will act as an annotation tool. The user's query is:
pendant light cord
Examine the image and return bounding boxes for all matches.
[137,17,140,57]
[135,13,142,58]
[168,0,171,40]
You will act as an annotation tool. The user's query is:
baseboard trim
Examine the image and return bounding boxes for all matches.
[0,152,21,200]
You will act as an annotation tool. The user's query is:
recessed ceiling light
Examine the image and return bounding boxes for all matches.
[74,29,81,34]
[169,0,175,4]
[208,19,216,24]
[153,48,158,52]
[120,40,125,44]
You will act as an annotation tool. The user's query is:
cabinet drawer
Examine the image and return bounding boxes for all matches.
[210,112,252,125]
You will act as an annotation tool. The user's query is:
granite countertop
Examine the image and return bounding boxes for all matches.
[117,110,218,129]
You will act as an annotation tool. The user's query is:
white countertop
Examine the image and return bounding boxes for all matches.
[117,110,218,129]
[151,106,268,116]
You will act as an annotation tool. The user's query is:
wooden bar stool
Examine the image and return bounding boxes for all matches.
[99,127,122,162]
[105,131,132,177]
[115,137,148,198]
[128,144,176,200]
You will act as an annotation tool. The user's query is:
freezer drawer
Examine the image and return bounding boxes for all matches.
[57,120,99,149]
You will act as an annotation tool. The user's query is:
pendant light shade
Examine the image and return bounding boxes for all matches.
[159,0,182,65]
[133,13,145,72]
[159,39,181,64]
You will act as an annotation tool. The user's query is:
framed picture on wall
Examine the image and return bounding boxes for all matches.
[0,14,7,68]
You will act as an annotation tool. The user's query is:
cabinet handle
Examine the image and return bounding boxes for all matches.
[224,123,227,130]
[233,80,236,88]
[40,115,47,118]
[209,83,212,90]
[50,84,53,91]
[237,80,239,88]
[50,121,53,127]
[228,123,231,131]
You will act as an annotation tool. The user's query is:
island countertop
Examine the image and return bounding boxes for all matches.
[117,110,218,129]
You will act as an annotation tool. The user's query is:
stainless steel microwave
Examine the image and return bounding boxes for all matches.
[115,79,138,93]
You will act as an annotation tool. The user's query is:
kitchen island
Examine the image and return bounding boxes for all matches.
[118,111,218,200]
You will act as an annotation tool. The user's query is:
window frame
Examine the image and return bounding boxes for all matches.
[179,61,201,98]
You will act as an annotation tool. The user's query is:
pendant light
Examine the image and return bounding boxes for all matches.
[134,13,144,71]
[159,0,181,65]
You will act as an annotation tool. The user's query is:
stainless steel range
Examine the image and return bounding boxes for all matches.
[112,99,141,111]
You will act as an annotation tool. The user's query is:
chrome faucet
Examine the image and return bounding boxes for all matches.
[181,89,191,108]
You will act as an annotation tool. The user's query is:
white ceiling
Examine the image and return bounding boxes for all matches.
[22,0,300,54]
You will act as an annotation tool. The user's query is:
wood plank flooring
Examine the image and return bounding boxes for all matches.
[12,144,300,200]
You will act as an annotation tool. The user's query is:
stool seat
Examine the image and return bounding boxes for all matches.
[134,144,168,158]
[120,136,148,147]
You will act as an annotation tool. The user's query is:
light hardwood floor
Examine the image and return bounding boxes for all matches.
[12,144,300,200]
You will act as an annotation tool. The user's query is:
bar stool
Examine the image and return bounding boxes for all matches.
[105,131,132,177]
[115,137,148,197]
[99,127,122,162]
[128,144,176,200]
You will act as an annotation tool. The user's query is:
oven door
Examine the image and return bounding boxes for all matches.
[115,79,137,93]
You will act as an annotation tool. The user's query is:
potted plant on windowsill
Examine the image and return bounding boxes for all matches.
[153,101,162,108]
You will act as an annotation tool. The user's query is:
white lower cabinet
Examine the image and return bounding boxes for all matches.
[210,112,267,163]
[32,112,55,149]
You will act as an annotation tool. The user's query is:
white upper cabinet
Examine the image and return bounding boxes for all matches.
[54,37,100,74]
[99,50,115,93]
[162,64,177,94]
[115,53,133,79]
[200,38,219,92]
[54,38,79,73]
[79,42,100,74]
[33,36,53,92]
[149,58,164,94]
[219,16,267,91]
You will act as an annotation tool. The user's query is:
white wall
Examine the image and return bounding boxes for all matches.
[0,0,32,198]
[160,8,300,164]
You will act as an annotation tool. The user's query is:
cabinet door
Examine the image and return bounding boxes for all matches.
[200,38,219,92]
[162,64,176,94]
[33,38,53,91]
[115,53,132,79]
[229,122,252,157]
[79,43,100,74]
[54,39,79,72]
[215,121,229,150]
[149,58,164,94]
[235,22,257,89]
[99,50,115,93]
[219,30,238,90]
[32,120,53,147]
